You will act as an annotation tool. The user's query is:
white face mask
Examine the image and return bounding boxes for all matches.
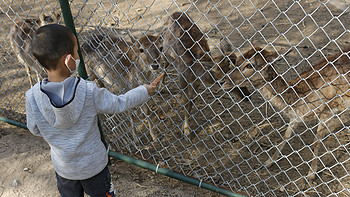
[65,55,80,75]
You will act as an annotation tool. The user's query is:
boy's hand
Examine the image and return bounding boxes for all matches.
[143,84,157,95]
[151,73,165,86]
[144,73,165,95]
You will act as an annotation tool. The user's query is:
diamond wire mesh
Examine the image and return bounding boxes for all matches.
[1,0,350,196]
[0,0,62,122]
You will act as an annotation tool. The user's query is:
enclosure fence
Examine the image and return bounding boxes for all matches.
[1,0,350,196]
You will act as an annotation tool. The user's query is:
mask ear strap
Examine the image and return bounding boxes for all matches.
[65,54,71,66]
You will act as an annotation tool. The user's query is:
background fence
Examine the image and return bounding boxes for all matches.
[1,0,350,196]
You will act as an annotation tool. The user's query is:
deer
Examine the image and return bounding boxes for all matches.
[225,45,350,180]
[81,33,163,141]
[9,12,60,87]
[161,12,249,135]
[214,38,251,96]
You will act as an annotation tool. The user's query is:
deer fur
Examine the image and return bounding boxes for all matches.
[9,12,60,87]
[82,33,163,141]
[227,45,350,180]
[162,12,248,135]
[214,38,251,97]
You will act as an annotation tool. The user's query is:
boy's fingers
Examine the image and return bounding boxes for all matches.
[151,73,165,86]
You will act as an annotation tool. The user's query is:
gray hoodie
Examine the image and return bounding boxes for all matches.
[25,77,149,180]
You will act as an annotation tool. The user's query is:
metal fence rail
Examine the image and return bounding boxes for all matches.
[1,0,350,196]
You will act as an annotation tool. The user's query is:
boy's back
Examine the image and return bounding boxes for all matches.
[26,77,149,180]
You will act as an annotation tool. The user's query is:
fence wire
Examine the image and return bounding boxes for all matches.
[1,0,350,196]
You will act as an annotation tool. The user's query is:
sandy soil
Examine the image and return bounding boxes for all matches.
[0,121,225,197]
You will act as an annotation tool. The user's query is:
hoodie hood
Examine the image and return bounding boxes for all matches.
[34,77,85,129]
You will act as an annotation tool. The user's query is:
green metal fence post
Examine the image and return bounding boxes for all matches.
[58,0,87,79]
[58,0,110,165]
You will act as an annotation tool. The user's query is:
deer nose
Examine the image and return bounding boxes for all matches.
[151,64,159,70]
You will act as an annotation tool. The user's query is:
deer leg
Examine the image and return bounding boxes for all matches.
[37,67,47,82]
[265,121,297,167]
[308,124,326,180]
[143,104,157,141]
[23,62,34,87]
[308,116,337,180]
[182,100,193,135]
[18,54,34,87]
[36,71,41,84]
[180,75,195,135]
[129,110,139,143]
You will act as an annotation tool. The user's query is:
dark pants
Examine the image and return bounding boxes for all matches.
[55,166,115,197]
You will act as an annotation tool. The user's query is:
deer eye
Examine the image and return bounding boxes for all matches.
[229,57,236,65]
[159,46,163,52]
[246,63,254,69]
[139,48,144,53]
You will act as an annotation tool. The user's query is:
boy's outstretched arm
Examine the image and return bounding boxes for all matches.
[93,73,162,114]
[93,83,157,115]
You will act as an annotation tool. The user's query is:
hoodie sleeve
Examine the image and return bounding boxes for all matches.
[93,84,149,114]
[25,91,42,137]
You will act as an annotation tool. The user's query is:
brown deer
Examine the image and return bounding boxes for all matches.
[161,12,248,135]
[9,12,60,87]
[226,45,350,180]
[82,33,163,141]
[215,38,251,96]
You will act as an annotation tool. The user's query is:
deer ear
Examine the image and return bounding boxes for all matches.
[261,50,279,62]
[228,53,237,65]
[53,11,61,21]
[219,57,232,73]
[219,38,232,54]
[38,13,46,25]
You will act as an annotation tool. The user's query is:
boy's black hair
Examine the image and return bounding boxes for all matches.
[32,24,75,70]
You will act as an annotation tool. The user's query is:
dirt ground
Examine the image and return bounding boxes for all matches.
[0,121,225,197]
[2,0,350,196]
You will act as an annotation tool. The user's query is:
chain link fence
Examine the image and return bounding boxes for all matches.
[1,0,350,196]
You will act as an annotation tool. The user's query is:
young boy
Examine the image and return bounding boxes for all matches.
[25,24,156,197]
